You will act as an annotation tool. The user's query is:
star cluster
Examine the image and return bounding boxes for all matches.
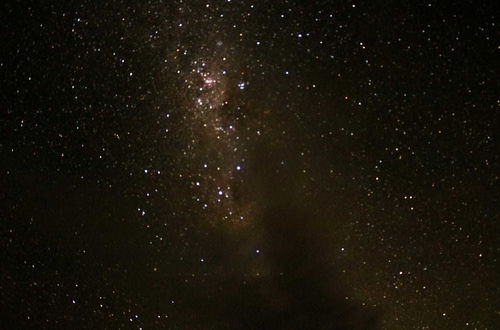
[1,0,498,329]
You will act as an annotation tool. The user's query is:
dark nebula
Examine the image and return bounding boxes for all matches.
[1,1,498,329]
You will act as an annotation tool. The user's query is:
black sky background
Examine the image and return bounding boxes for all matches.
[1,0,499,329]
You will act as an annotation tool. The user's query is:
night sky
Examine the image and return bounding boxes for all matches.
[1,1,499,329]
